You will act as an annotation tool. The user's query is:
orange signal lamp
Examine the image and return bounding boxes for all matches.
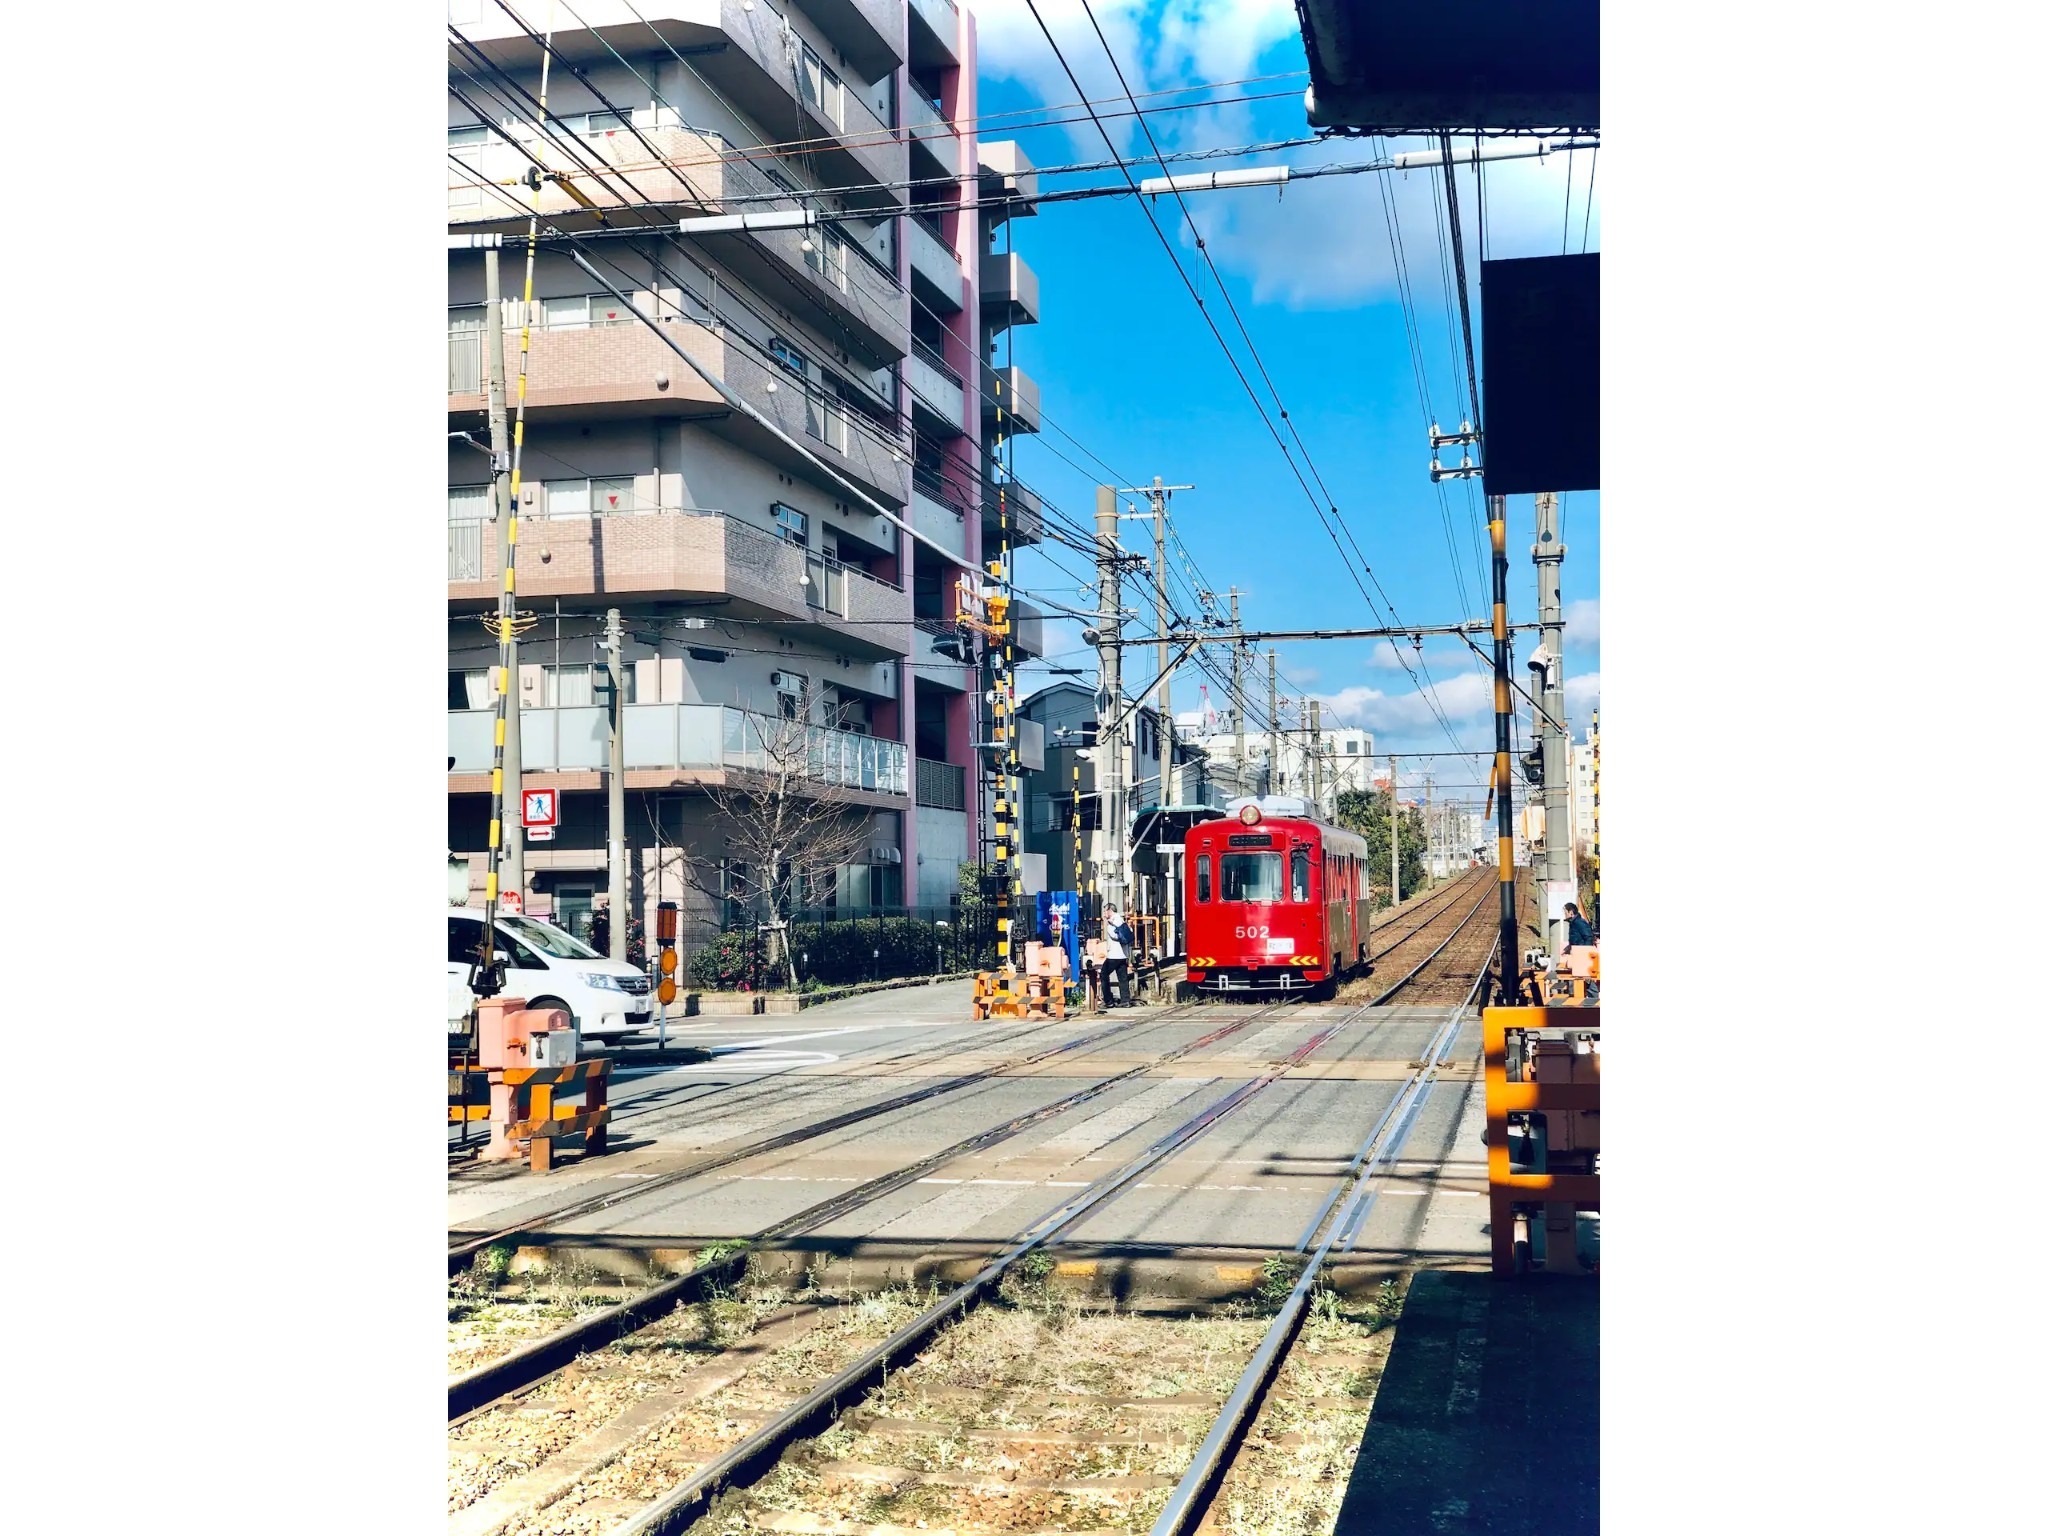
[657,977,677,1005]
[659,948,678,975]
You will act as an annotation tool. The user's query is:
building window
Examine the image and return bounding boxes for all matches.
[581,109,633,137]
[772,503,809,546]
[797,43,846,130]
[770,338,809,377]
[448,486,490,521]
[449,669,492,710]
[540,294,631,330]
[447,306,484,392]
[805,228,848,292]
[542,477,638,517]
[1345,740,1359,754]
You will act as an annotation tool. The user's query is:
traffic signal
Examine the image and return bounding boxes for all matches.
[656,901,679,1005]
[1521,749,1544,787]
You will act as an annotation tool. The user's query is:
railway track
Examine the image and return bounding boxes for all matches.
[449,1003,1221,1275]
[1355,873,1502,1006]
[446,982,1485,1535]
[448,1002,1297,1418]
[1363,866,1493,958]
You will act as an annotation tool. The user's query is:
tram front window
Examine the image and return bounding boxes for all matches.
[1220,851,1285,903]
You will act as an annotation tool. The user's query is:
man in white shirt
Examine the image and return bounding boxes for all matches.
[1101,906,1131,1008]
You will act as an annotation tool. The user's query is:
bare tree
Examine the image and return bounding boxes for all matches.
[679,685,881,989]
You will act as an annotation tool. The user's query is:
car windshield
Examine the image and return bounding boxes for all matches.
[500,914,600,959]
[1220,851,1285,902]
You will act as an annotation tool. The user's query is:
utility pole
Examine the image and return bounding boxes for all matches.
[1388,754,1400,906]
[1115,478,1194,804]
[1424,773,1435,880]
[1487,493,1521,1003]
[1266,649,1279,797]
[604,607,626,961]
[1533,491,1572,960]
[1308,699,1322,816]
[1094,487,1127,914]
[484,248,522,904]
[1228,590,1246,796]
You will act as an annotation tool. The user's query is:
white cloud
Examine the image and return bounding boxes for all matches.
[1564,671,1600,715]
[966,0,1599,308]
[1564,597,1599,646]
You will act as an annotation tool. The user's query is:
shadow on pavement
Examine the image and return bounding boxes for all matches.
[1333,1270,1598,1536]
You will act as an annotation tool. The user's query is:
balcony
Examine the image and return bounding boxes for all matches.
[449,703,908,801]
[687,137,909,364]
[905,94,960,186]
[911,472,968,563]
[980,251,1041,329]
[447,124,723,228]
[980,363,1042,436]
[446,318,729,423]
[449,2,906,209]
[907,214,964,313]
[446,506,911,658]
[982,478,1044,549]
[908,339,966,437]
[449,318,912,508]
[907,0,960,72]
[978,141,1040,228]
[916,757,968,811]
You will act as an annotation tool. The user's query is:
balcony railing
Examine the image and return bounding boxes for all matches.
[916,757,967,811]
[450,703,908,795]
[447,503,905,622]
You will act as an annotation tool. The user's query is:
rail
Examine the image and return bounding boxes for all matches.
[1367,876,1500,1003]
[448,1003,1280,1418]
[1147,945,1498,1533]
[602,1004,1336,1534]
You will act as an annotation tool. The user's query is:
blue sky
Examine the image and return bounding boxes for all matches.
[967,0,1600,797]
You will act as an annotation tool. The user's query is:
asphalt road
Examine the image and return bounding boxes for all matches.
[448,980,1492,1268]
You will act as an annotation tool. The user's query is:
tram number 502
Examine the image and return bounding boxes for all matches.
[1233,924,1270,939]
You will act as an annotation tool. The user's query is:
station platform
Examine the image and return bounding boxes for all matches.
[1333,1271,1599,1535]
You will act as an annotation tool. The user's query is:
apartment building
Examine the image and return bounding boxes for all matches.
[1188,713,1372,819]
[445,0,1043,945]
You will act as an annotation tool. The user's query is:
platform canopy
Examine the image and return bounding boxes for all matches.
[1293,0,1599,131]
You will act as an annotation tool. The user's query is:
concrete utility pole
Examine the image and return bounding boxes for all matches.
[1388,754,1400,906]
[1094,487,1127,914]
[484,247,522,901]
[1308,699,1322,816]
[1533,491,1572,960]
[604,607,626,961]
[1115,478,1194,805]
[1266,650,1279,796]
[1228,590,1246,795]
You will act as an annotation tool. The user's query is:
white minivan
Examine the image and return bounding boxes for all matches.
[446,907,654,1041]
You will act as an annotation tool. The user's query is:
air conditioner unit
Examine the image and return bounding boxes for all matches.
[771,671,804,695]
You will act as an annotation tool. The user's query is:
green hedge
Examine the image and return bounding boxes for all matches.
[685,916,999,991]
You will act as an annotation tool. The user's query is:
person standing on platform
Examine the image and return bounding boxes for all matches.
[1101,907,1132,1008]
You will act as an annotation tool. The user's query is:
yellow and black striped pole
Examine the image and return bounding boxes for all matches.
[1590,705,1600,930]
[474,14,553,996]
[1488,493,1522,1003]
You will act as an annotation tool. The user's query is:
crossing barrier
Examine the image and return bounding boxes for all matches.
[1484,1005,1600,1276]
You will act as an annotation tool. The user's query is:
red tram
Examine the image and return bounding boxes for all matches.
[1183,797,1371,996]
